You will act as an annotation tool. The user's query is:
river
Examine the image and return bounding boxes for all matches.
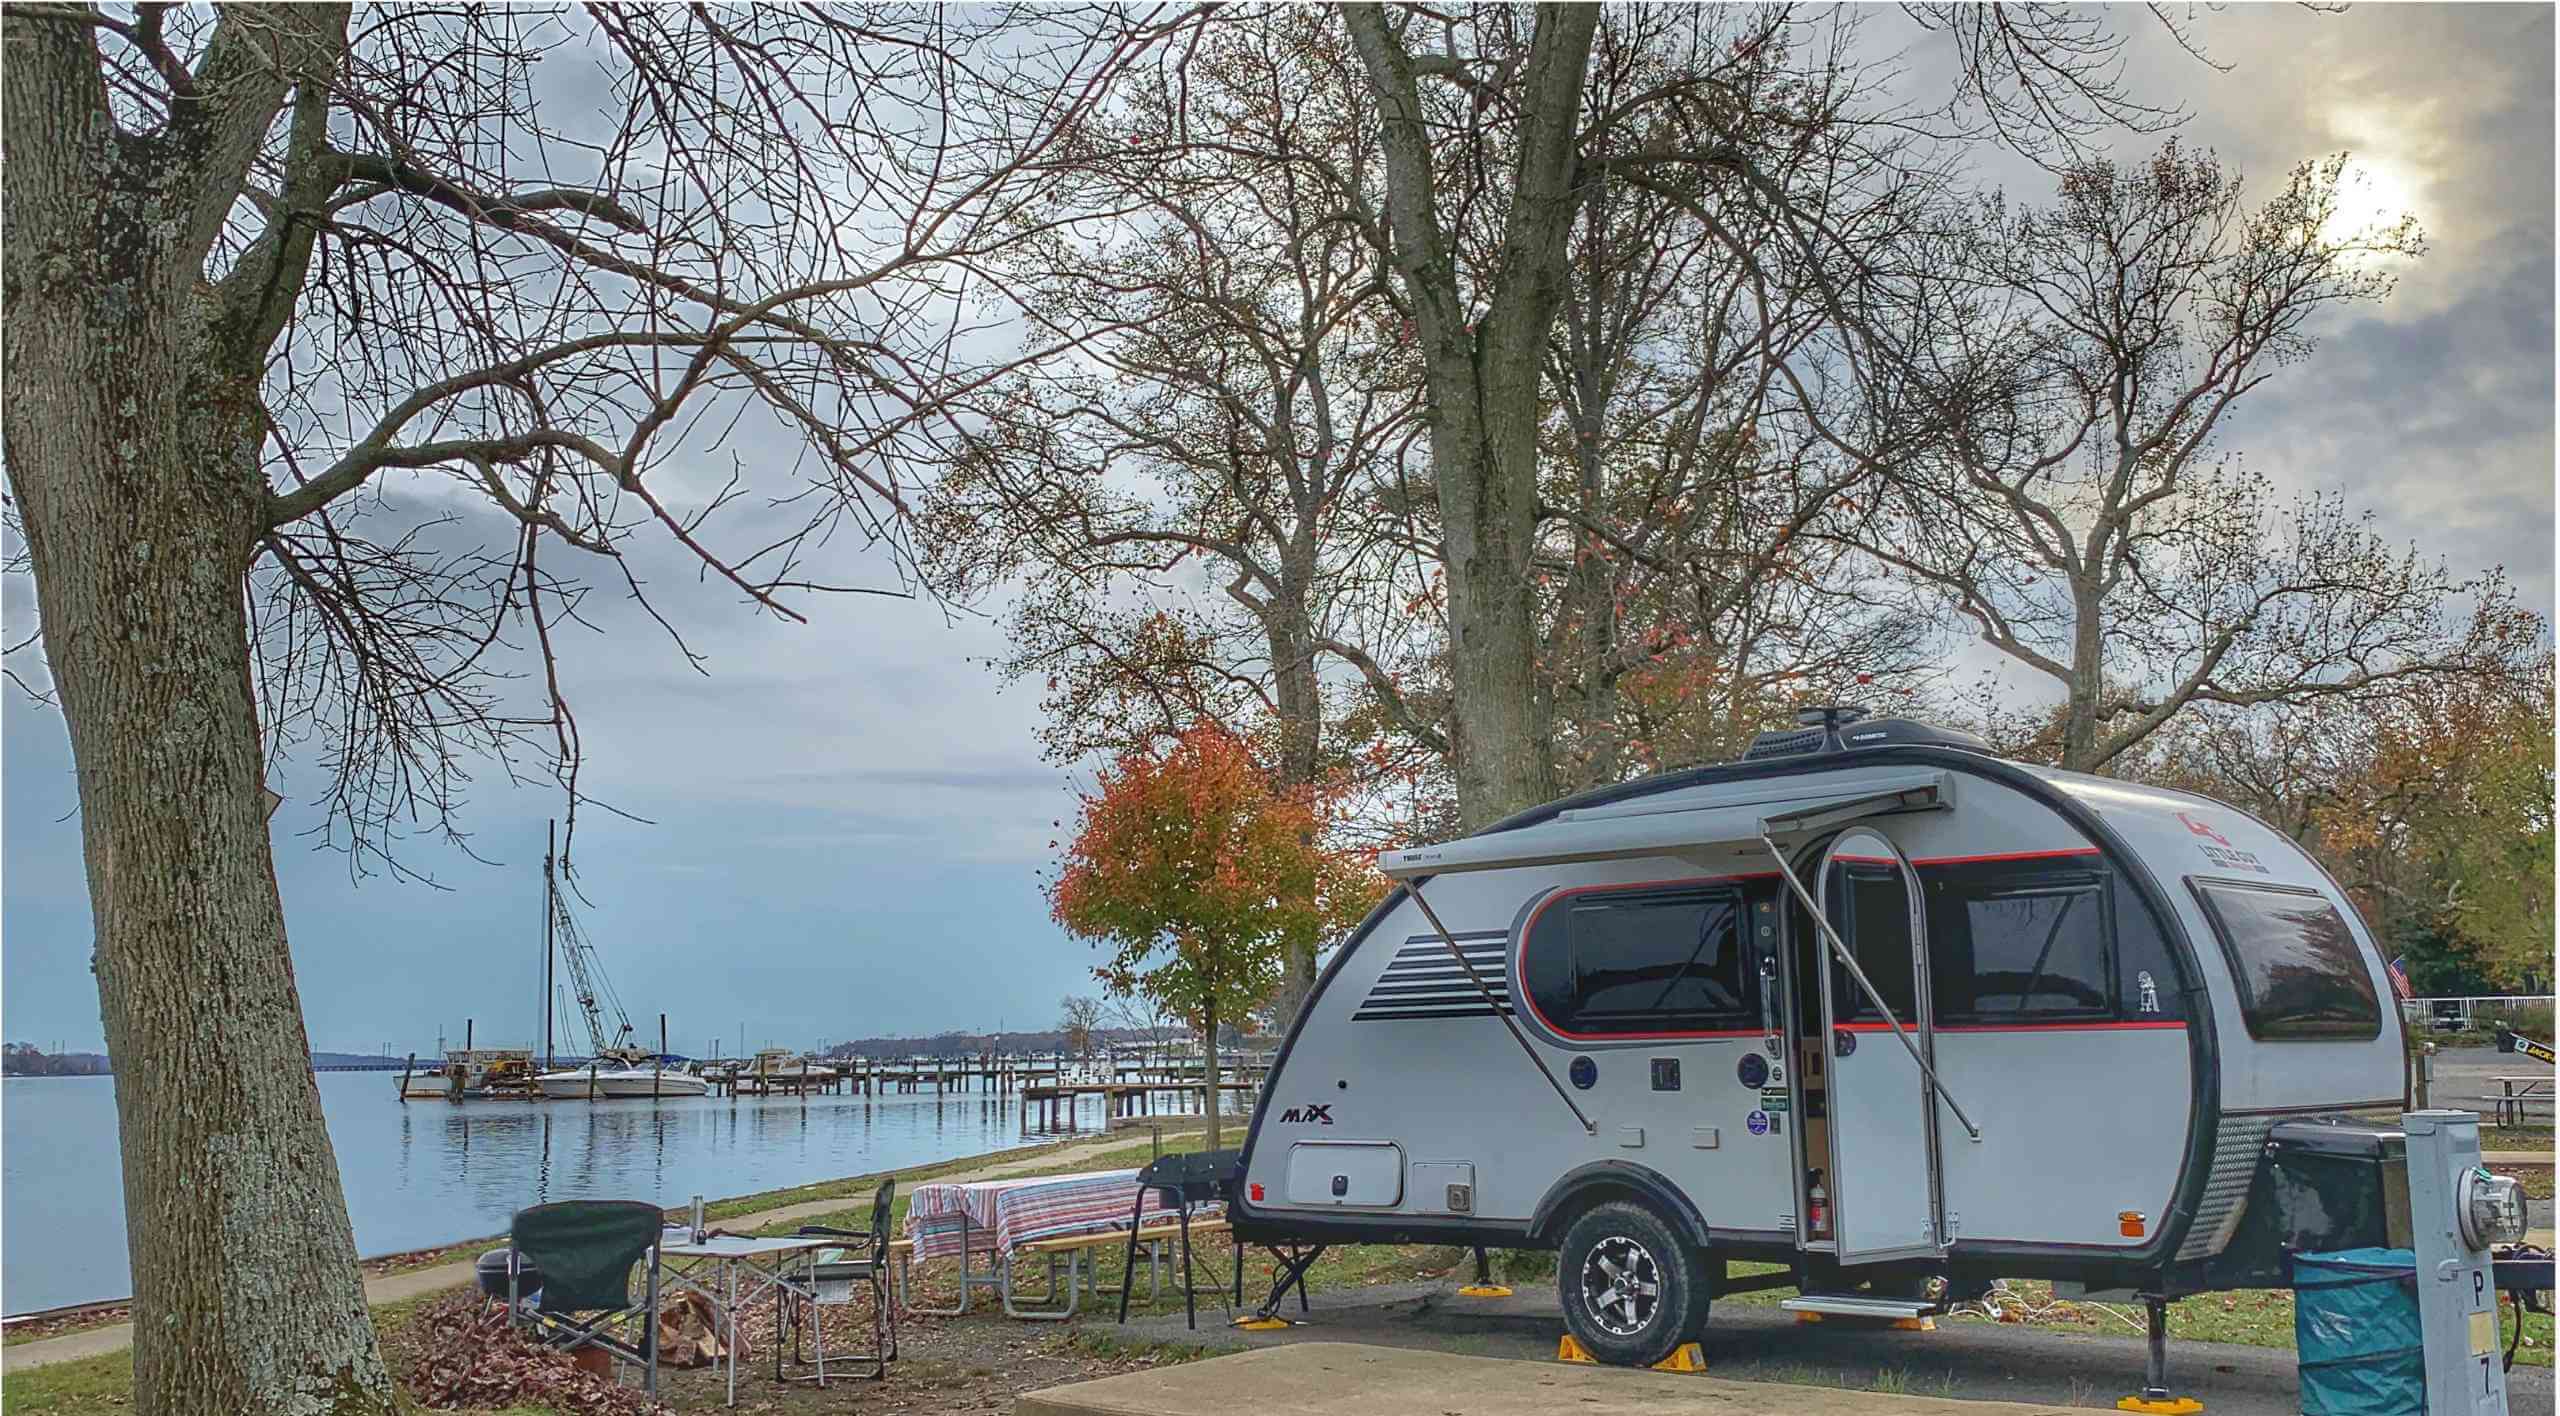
[2,1071,1088,1315]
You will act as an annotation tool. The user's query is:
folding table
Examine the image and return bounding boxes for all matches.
[655,1230,839,1407]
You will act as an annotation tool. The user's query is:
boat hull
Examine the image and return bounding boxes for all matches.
[536,1069,710,1099]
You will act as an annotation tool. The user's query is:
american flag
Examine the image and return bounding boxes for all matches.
[2386,955,2414,1001]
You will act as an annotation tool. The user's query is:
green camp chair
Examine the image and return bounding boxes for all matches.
[506,1199,664,1393]
[783,1177,896,1383]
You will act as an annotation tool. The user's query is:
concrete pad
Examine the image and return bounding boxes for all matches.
[1014,1341,2081,1416]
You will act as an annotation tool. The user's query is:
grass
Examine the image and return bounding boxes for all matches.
[1682,1258,2553,1370]
[1929,1278,2555,1369]
[2490,1162,2554,1200]
[2,1295,473,1416]
[1055,1328,1223,1366]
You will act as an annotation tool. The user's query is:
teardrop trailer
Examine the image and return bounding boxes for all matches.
[1221,708,2538,1400]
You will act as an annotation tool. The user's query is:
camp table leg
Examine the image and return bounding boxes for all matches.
[643,1247,661,1397]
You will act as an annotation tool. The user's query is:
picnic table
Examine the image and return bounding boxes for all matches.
[2493,1075,2553,1127]
[901,1168,1225,1320]
[656,1229,842,1407]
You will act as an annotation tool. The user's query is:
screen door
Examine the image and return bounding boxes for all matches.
[1815,827,1943,1264]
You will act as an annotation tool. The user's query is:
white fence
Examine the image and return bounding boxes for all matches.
[2401,995,2555,1033]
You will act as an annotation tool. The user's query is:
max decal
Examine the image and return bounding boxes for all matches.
[1278,1103,1335,1125]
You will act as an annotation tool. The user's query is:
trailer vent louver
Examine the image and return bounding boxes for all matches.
[1353,935,1512,1022]
[1742,725,1831,760]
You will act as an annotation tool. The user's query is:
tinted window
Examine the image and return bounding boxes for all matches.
[1828,865,1917,1023]
[1522,885,1756,1035]
[1927,877,2112,1022]
[2191,881,2381,1041]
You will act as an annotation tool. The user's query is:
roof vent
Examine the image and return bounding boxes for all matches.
[1837,718,1995,754]
[1739,706,1997,762]
[1741,704,1869,761]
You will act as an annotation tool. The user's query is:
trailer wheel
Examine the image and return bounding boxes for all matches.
[1557,1200,1710,1367]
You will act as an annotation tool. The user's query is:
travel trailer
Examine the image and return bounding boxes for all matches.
[1227,707,2419,1371]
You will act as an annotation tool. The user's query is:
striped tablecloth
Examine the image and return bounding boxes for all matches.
[904,1168,1222,1261]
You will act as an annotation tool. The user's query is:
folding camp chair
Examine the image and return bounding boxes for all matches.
[1117,1149,1242,1329]
[507,1199,664,1394]
[781,1177,897,1383]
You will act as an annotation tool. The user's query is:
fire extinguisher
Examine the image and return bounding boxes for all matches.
[1807,1171,1831,1238]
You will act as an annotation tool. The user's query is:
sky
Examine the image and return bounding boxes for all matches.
[4,4,2552,1058]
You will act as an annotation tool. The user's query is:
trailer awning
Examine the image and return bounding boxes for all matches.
[1375,770,1953,881]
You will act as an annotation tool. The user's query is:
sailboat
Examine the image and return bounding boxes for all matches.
[522,821,706,1100]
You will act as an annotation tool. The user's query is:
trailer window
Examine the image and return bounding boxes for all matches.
[1829,865,1918,1023]
[1928,878,2113,1022]
[1522,885,1755,1036]
[2190,881,2381,1041]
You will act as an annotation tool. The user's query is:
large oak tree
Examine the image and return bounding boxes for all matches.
[2,5,1172,1409]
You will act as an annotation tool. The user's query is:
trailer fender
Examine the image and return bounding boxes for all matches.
[1528,1161,1714,1249]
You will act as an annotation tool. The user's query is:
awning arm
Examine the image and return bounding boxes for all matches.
[1405,885,1596,1136]
[1758,832,1983,1143]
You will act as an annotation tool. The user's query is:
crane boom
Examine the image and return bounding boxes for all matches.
[547,851,635,1059]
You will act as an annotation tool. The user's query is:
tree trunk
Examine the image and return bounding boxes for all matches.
[1267,609,1325,1027]
[5,28,396,1412]
[2060,583,2108,772]
[1201,997,1223,1152]
[1346,2,1593,831]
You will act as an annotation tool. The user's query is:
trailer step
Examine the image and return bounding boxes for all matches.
[1780,1294,1938,1320]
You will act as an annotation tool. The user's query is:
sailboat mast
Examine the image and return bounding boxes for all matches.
[542,819,556,1070]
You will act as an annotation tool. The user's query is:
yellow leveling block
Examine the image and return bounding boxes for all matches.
[1793,1311,1934,1330]
[1456,1284,1515,1298]
[2116,1399,2203,1414]
[1556,1335,1708,1372]
[1230,1315,1295,1332]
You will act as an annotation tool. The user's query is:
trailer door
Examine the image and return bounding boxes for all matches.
[1815,829,1944,1264]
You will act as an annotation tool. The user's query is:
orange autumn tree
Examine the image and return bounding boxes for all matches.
[1051,723,1380,1147]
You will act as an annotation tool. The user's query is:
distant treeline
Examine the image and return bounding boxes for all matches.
[2,1043,111,1076]
[5,1044,416,1077]
[817,1026,1196,1059]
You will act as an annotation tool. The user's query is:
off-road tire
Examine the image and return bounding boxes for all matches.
[1556,1200,1712,1367]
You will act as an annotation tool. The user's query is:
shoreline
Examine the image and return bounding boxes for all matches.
[2,1122,1154,1332]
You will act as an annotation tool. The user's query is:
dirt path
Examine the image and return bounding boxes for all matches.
[0,1129,1153,1374]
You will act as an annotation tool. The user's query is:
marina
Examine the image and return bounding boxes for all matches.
[0,1061,1255,1318]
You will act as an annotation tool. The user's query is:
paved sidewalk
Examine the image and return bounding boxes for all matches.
[1120,1279,2556,1416]
[1020,1341,2085,1416]
[2,1129,1149,1374]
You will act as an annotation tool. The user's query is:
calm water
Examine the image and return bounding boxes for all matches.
[2,1071,1090,1314]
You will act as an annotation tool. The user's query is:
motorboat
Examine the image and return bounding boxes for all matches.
[729,1048,835,1091]
[536,1055,710,1099]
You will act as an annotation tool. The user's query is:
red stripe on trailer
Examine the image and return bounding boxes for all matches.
[1908,847,2102,866]
[1934,1020,2187,1034]
[1829,1019,2186,1033]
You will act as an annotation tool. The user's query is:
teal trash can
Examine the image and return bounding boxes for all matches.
[2293,1247,2424,1415]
